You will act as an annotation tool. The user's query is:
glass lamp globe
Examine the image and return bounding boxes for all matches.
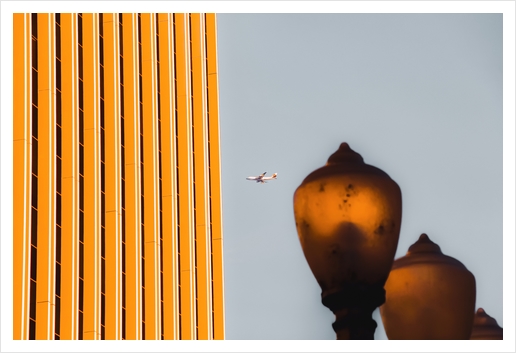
[380,233,476,339]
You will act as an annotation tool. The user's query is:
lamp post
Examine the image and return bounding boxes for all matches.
[380,233,476,339]
[293,143,402,339]
[470,308,503,340]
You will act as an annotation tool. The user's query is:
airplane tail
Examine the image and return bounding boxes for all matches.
[272,173,278,179]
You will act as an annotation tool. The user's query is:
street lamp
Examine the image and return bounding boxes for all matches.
[470,308,503,340]
[293,143,402,339]
[380,233,476,339]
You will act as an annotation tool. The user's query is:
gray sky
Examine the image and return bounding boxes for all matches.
[217,13,503,340]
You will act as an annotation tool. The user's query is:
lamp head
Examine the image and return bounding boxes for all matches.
[380,233,477,339]
[294,143,402,295]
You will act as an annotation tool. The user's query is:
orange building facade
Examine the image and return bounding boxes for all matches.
[13,13,225,340]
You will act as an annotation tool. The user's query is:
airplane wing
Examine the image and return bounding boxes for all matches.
[246,172,268,182]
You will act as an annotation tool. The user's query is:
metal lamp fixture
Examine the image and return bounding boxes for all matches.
[293,143,402,339]
[470,308,503,340]
[380,233,476,339]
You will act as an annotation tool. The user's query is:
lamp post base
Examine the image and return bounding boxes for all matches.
[321,283,386,340]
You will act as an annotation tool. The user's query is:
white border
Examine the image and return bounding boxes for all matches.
[1,1,514,352]
[0,1,514,14]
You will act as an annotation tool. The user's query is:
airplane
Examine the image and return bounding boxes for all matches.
[246,171,278,184]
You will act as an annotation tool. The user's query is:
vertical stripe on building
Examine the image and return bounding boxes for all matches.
[118,13,127,341]
[205,13,226,339]
[13,12,33,340]
[121,12,142,340]
[34,12,56,340]
[77,12,85,340]
[158,12,180,340]
[54,12,63,340]
[59,13,79,340]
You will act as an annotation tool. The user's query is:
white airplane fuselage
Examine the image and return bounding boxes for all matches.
[246,172,278,183]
